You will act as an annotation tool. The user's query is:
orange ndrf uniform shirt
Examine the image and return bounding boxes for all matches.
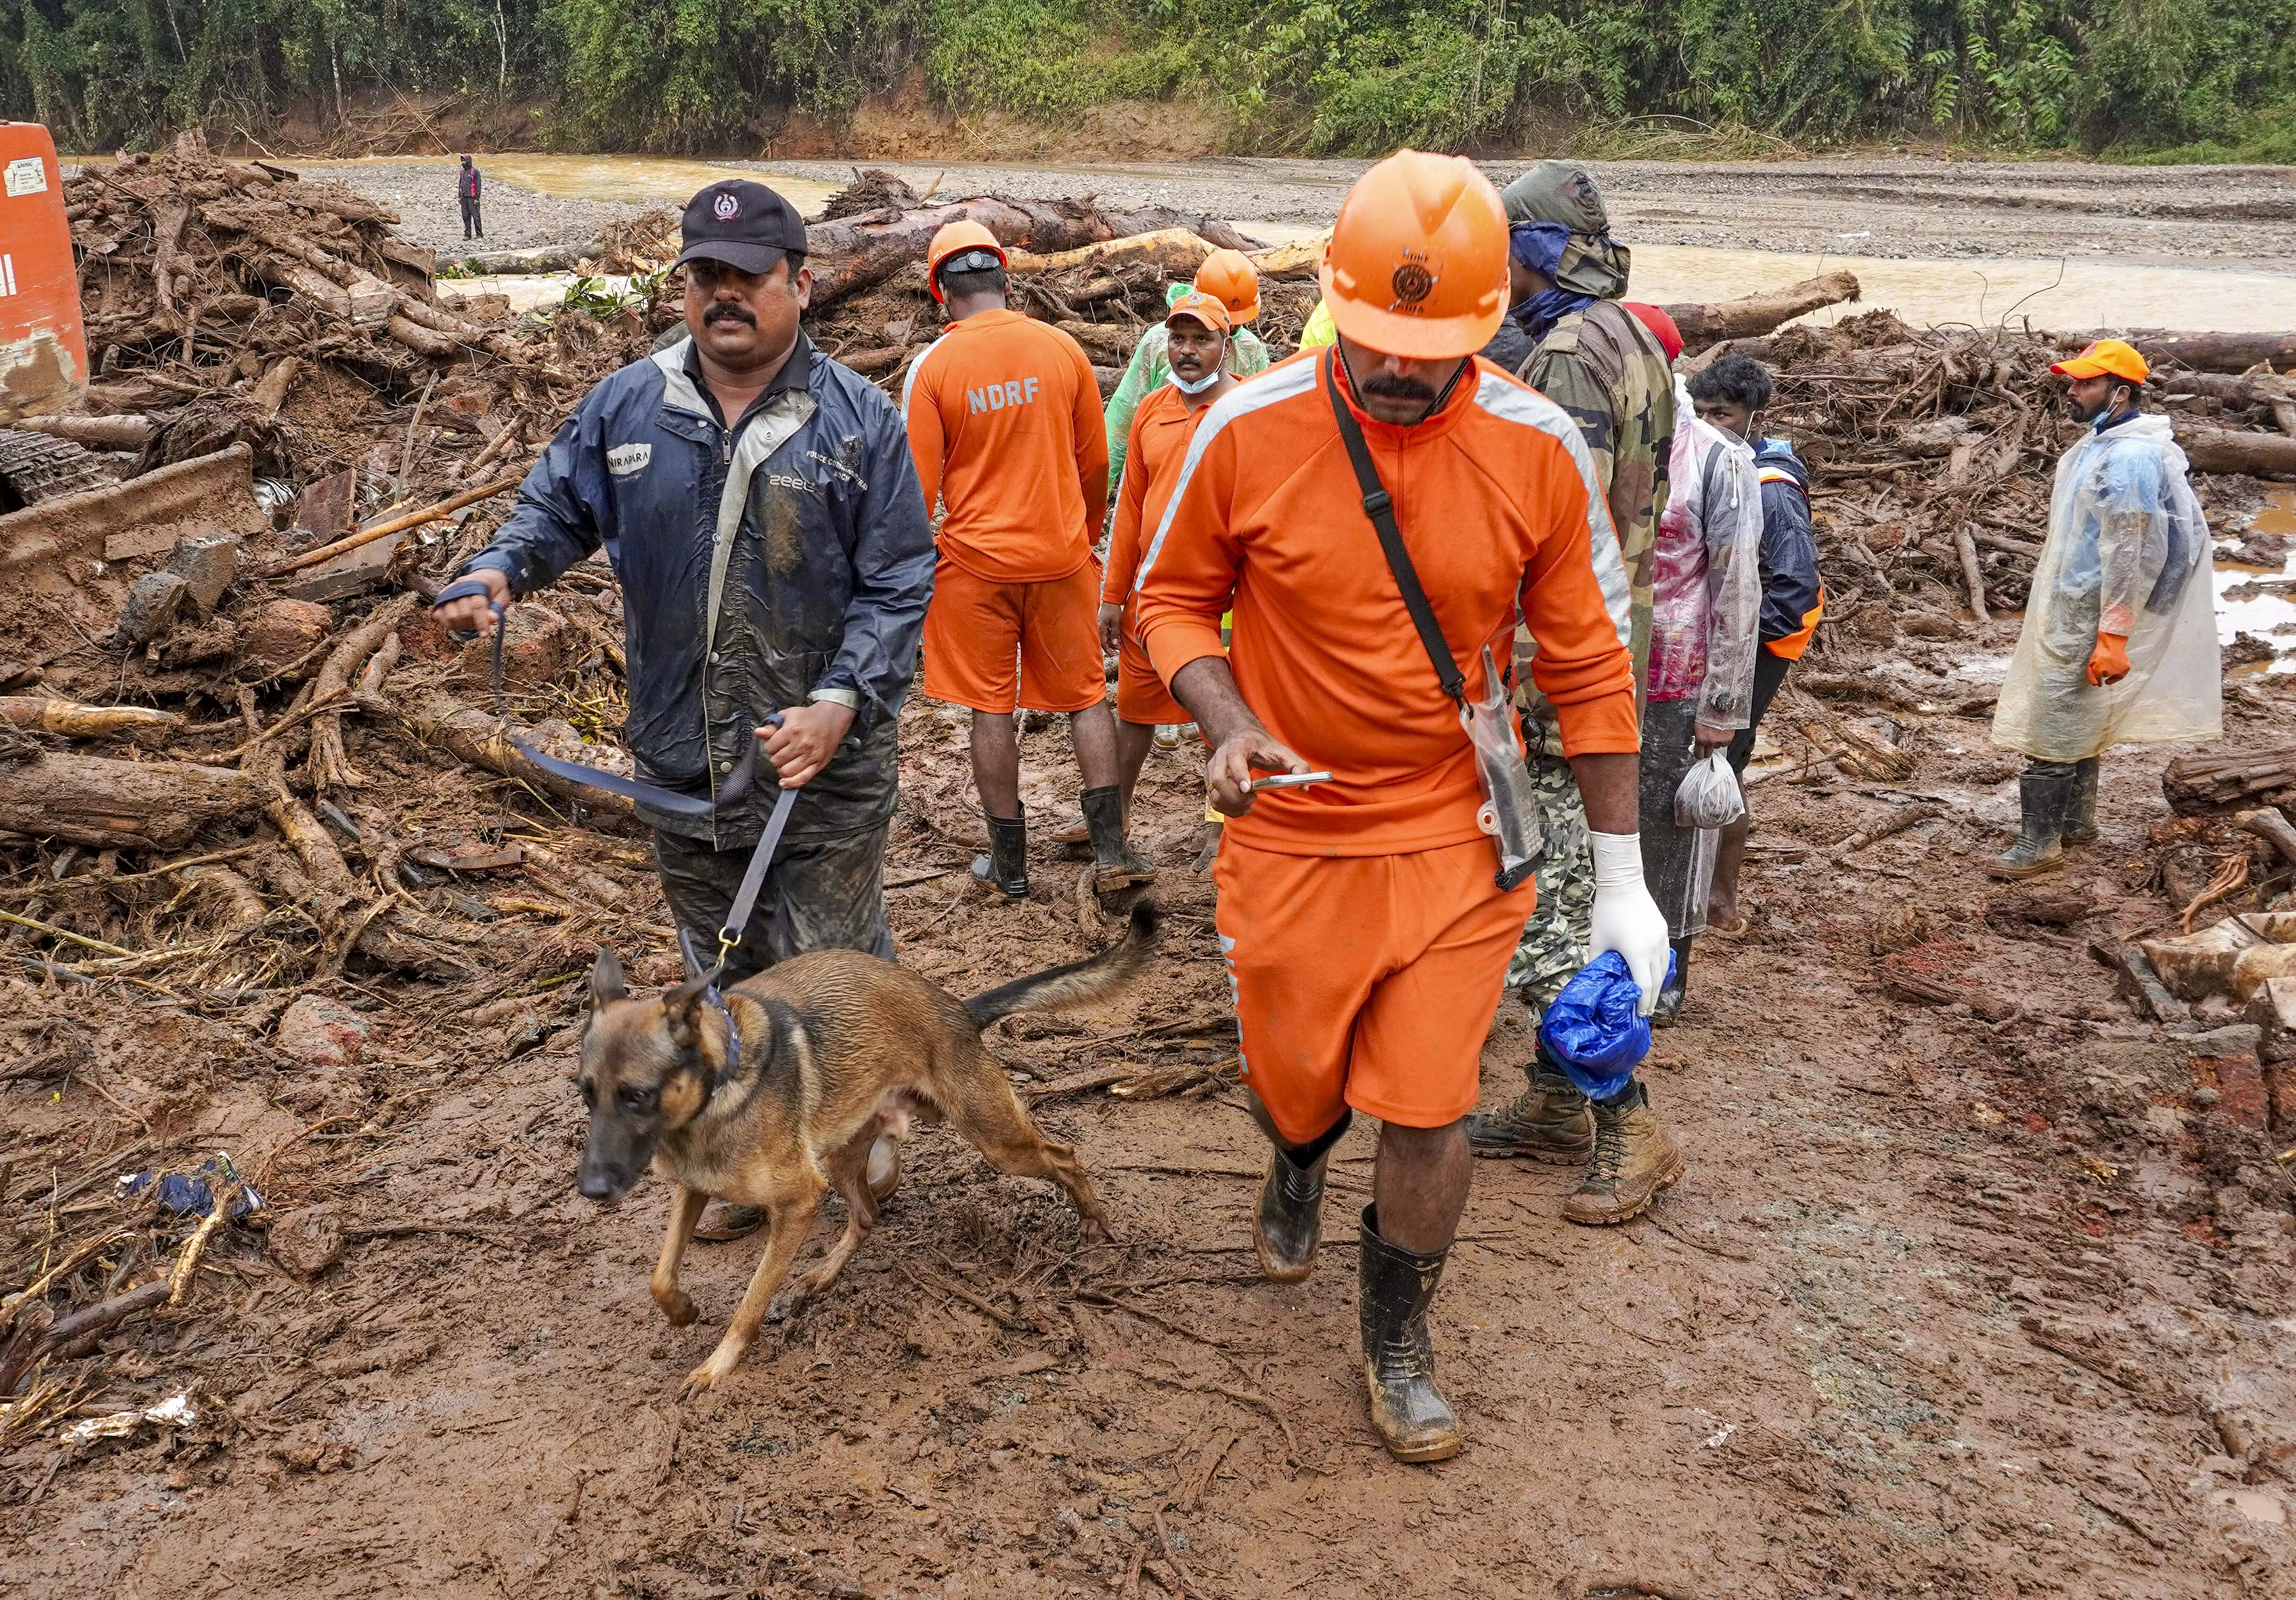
[901,308,1109,583]
[1104,383,1204,726]
[1133,347,1638,1139]
[1134,347,1639,859]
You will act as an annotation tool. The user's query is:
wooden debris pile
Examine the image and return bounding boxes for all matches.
[1729,310,2296,631]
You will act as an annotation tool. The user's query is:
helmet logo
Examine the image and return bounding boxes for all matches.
[713,191,740,221]
[1390,255,1437,313]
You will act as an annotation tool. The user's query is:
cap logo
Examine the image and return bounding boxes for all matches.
[713,191,740,222]
[1390,254,1437,314]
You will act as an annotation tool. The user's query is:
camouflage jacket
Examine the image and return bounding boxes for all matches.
[1515,297,1676,737]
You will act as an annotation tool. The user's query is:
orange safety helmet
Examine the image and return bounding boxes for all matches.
[1319,150,1507,361]
[1192,248,1261,324]
[926,219,1008,302]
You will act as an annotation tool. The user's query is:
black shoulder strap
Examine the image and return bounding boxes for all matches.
[1323,352,1467,705]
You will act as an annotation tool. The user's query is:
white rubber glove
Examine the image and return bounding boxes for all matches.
[1587,830,1671,1017]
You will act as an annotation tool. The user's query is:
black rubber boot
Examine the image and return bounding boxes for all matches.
[2063,756,2099,846]
[1247,1100,1349,1284]
[1988,763,2075,879]
[1080,784,1155,892]
[971,807,1029,898]
[1465,1044,1593,1161]
[1649,936,1692,1027]
[1358,1204,1462,1463]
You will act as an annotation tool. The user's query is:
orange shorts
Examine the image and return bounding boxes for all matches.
[922,557,1107,714]
[1115,620,1188,726]
[1214,837,1535,1140]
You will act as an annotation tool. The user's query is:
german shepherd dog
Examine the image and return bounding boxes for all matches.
[577,901,1158,1397]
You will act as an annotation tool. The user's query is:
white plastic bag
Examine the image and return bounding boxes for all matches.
[1671,751,1745,934]
[1674,750,1746,830]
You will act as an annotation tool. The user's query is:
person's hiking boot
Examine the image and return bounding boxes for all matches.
[1988,763,2075,879]
[1465,1056,1593,1162]
[1563,1081,1685,1226]
[971,808,1029,898]
[1648,936,1692,1027]
[2062,756,2100,846]
[1358,1205,1463,1463]
[1081,785,1155,892]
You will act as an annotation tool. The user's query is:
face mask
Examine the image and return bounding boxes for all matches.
[1169,367,1222,395]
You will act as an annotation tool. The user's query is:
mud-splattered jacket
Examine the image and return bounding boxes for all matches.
[459,331,936,848]
[1516,298,1676,704]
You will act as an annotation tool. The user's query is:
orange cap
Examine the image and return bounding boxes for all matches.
[1318,150,1507,361]
[1192,248,1261,324]
[926,219,1008,302]
[2051,338,2149,385]
[1165,289,1232,334]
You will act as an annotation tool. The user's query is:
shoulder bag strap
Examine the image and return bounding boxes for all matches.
[1322,352,1467,705]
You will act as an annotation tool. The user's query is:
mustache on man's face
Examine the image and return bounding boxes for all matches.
[1360,371,1437,402]
[704,301,757,328]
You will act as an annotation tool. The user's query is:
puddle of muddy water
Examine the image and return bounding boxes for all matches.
[2215,486,2296,671]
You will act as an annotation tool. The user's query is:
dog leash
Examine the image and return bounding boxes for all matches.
[436,578,799,974]
[435,578,760,820]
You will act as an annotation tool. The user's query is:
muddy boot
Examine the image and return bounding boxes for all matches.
[1648,936,1692,1027]
[1987,762,2074,879]
[1081,784,1155,892]
[1563,1080,1685,1226]
[1464,1046,1593,1162]
[694,1202,764,1243]
[971,807,1029,898]
[1358,1205,1462,1463]
[1248,1103,1349,1284]
[2062,756,2100,846]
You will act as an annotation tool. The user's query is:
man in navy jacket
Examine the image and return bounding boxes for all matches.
[439,180,935,977]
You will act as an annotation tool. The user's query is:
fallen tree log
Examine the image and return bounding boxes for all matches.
[2173,425,2296,476]
[2134,331,2296,376]
[0,749,262,849]
[805,199,1253,308]
[2164,745,2296,813]
[1665,272,1862,352]
[15,414,157,451]
[399,689,640,828]
[1009,228,1219,279]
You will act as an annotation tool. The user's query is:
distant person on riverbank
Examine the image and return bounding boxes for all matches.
[1103,250,1269,490]
[458,156,483,241]
[1989,338,2219,877]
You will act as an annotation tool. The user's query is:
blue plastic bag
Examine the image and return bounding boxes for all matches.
[115,1154,264,1219]
[1537,950,1675,1100]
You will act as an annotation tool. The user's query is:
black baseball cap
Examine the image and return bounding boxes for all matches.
[674,180,809,275]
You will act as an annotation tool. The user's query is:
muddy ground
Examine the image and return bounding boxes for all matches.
[307,156,2296,272]
[5,627,2296,1598]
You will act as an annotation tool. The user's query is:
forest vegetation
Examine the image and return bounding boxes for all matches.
[5,0,2293,162]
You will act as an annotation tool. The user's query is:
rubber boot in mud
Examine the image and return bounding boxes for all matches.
[2062,756,2099,846]
[971,807,1029,898]
[1464,1045,1593,1162]
[1988,762,2075,879]
[1081,784,1155,893]
[1249,1105,1350,1284]
[1649,935,1693,1027]
[1563,1080,1685,1226]
[1357,1205,1463,1463]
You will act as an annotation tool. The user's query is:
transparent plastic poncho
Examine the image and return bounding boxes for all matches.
[1992,414,2221,763]
[1646,377,1763,729]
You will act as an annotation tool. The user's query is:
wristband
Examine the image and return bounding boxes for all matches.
[1589,830,1646,889]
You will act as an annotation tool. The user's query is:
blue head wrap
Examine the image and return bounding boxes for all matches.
[1506,222,1600,343]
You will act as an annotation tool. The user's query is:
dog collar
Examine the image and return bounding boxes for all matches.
[706,986,742,1088]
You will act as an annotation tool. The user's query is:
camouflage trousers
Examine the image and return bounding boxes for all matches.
[1505,743,1594,1022]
